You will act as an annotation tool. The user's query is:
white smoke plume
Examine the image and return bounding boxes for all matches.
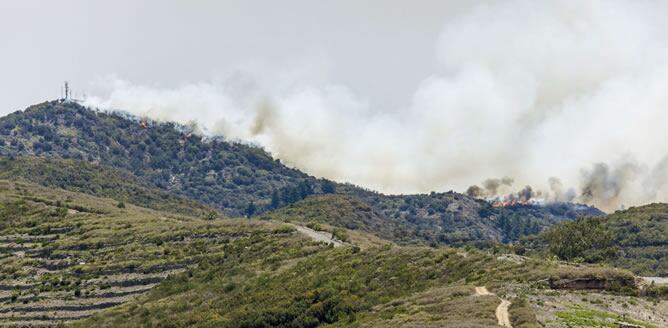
[84,0,668,212]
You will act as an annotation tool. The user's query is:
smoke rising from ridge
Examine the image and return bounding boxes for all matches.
[84,1,668,212]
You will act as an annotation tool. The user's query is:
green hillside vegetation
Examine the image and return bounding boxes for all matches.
[259,194,407,243]
[0,100,665,327]
[0,101,603,246]
[259,192,601,248]
[530,203,668,276]
[74,239,636,328]
[0,179,295,326]
[0,178,651,327]
[0,101,309,216]
[0,156,214,216]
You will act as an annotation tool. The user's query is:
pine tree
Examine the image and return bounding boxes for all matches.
[271,189,281,209]
[246,201,256,218]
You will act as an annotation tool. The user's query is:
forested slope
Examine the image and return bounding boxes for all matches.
[0,100,601,245]
[529,203,668,276]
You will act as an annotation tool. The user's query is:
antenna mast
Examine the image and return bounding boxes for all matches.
[64,81,70,100]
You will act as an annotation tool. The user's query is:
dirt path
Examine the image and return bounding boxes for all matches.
[475,286,493,296]
[474,286,512,327]
[294,225,343,247]
[496,299,512,327]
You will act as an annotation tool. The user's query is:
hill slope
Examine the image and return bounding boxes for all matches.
[0,179,293,326]
[0,156,214,216]
[529,203,668,276]
[0,100,601,245]
[0,100,309,216]
[72,229,638,328]
[0,179,662,327]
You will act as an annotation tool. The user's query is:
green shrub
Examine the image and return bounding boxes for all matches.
[272,225,296,234]
[332,228,350,243]
[509,297,540,328]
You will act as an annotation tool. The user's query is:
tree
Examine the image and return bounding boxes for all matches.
[271,189,281,209]
[322,180,337,194]
[205,210,217,220]
[545,217,616,262]
[245,201,256,218]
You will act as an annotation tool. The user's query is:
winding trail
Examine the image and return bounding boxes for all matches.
[294,225,343,247]
[474,286,512,327]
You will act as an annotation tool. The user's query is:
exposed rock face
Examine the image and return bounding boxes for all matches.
[549,277,635,290]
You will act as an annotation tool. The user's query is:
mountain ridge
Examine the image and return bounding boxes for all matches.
[0,100,602,245]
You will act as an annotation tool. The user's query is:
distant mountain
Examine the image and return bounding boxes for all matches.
[0,100,602,245]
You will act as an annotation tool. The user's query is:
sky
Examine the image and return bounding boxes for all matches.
[3,1,668,211]
[0,0,471,113]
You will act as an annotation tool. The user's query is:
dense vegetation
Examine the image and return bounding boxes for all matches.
[0,101,602,246]
[0,101,314,216]
[530,203,668,276]
[260,192,603,247]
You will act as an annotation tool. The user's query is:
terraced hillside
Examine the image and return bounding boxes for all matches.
[0,179,296,326]
[0,179,661,327]
[0,101,602,246]
[71,239,648,328]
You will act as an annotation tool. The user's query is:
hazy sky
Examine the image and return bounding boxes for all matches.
[0,0,472,113]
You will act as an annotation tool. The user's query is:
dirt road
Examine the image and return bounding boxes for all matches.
[475,286,512,327]
[294,225,343,247]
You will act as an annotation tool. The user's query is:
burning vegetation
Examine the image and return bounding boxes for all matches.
[467,179,543,208]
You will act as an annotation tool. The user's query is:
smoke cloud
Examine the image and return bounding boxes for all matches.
[84,0,668,212]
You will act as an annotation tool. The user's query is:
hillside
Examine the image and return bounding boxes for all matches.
[0,100,601,245]
[259,195,407,243]
[0,178,661,327]
[528,203,668,276]
[0,179,298,326]
[260,193,603,247]
[72,226,642,328]
[0,101,309,217]
[0,156,215,216]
